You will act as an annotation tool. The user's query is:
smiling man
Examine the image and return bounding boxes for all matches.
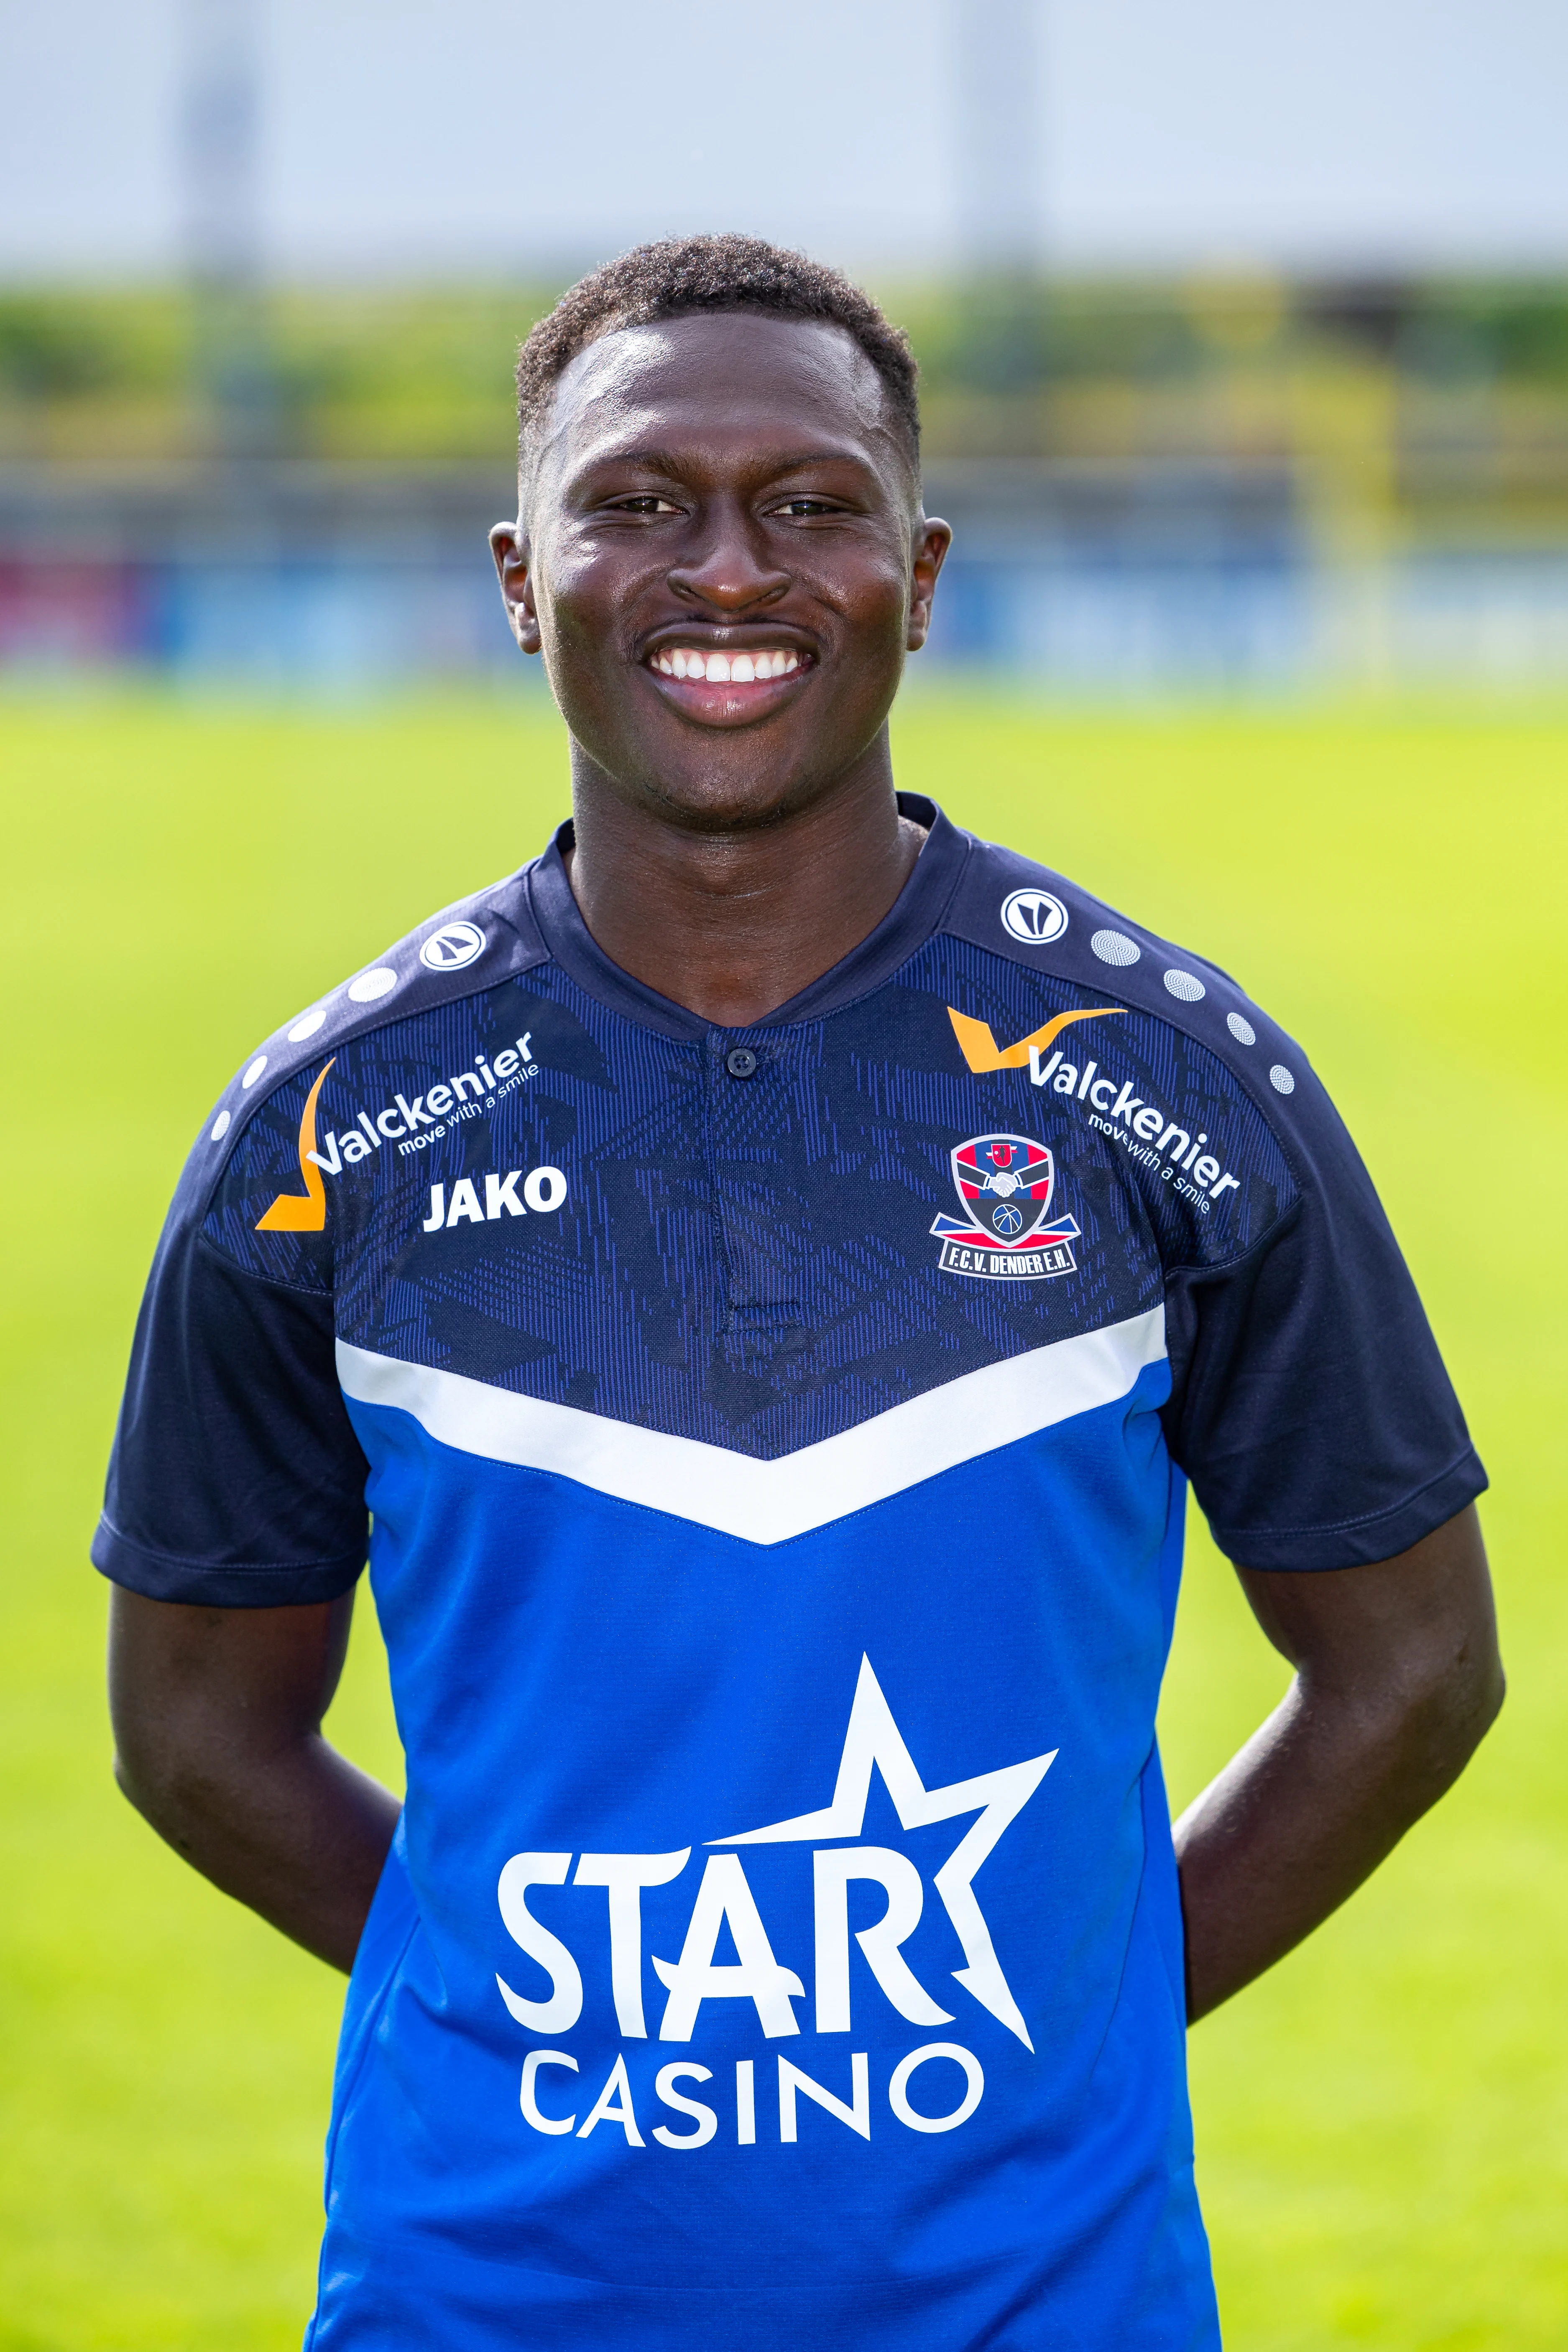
[98,237,1501,2351]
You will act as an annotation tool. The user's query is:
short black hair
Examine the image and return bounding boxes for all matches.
[515,233,920,479]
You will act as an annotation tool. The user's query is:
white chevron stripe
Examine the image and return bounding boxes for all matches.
[336,1307,1165,1547]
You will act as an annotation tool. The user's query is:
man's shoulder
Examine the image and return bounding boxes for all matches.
[171,861,553,1226]
[933,827,1310,1125]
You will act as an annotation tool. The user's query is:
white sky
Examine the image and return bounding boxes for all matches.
[3,0,1566,280]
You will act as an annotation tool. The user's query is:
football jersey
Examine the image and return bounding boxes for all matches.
[95,797,1484,2352]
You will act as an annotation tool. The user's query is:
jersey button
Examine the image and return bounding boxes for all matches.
[725,1046,758,1080]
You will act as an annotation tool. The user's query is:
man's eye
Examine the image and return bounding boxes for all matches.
[774,498,840,518]
[607,495,681,516]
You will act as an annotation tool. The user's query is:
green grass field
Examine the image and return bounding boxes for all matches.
[1,691,1563,2349]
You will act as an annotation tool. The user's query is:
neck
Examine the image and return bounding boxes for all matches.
[563,733,925,1026]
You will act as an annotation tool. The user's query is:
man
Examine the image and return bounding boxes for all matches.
[98,236,1502,2350]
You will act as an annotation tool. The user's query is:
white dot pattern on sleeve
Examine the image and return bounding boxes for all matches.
[1090,929,1140,966]
[348,967,398,1003]
[1269,1064,1295,1094]
[1227,1012,1256,1045]
[1163,969,1205,1002]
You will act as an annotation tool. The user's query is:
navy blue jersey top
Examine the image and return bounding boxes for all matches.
[95,799,1484,2352]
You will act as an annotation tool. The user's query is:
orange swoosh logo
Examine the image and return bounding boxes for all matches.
[947,1005,1125,1074]
[255,1059,336,1232]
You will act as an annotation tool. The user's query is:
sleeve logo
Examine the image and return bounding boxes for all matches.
[1000,888,1068,945]
[420,919,487,971]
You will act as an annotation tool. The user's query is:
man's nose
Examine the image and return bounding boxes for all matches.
[666,501,791,613]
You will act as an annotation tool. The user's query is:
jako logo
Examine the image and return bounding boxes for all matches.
[420,919,486,971]
[1000,889,1068,945]
[423,1168,567,1229]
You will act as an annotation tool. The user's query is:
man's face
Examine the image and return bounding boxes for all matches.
[491,313,950,834]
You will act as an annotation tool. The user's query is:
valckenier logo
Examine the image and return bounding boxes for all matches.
[947,1005,1243,1210]
[256,1034,541,1233]
[494,1657,1054,2152]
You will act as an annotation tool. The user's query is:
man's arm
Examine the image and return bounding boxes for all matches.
[108,1587,401,1973]
[1175,1502,1502,2022]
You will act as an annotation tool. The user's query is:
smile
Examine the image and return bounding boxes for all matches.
[649,647,805,682]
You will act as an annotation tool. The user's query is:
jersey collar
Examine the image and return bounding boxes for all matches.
[525,794,970,1039]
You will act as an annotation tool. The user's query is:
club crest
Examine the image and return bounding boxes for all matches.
[930,1132,1080,1283]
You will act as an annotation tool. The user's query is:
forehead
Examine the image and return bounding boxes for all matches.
[537,312,900,478]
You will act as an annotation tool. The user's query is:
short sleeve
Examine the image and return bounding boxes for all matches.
[1162,1066,1486,1571]
[92,1189,369,1609]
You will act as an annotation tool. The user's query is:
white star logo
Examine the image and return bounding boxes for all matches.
[714,1656,1056,2051]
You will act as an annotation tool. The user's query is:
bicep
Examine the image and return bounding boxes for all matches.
[109,1587,357,1784]
[1234,1504,1501,1701]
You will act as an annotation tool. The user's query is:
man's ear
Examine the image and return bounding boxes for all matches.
[489,520,541,655]
[907,516,952,654]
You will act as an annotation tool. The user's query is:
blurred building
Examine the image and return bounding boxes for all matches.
[2,0,1566,690]
[2,275,1566,691]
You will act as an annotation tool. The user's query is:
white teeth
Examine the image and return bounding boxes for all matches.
[652,647,802,682]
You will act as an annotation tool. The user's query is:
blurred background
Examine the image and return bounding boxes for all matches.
[3,0,1568,693]
[2,8,1565,2351]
